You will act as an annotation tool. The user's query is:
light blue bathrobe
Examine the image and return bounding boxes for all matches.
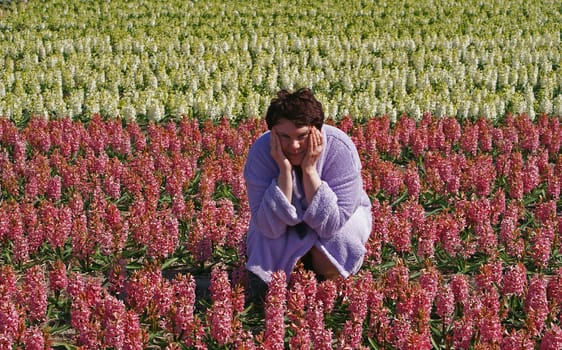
[244,124,372,283]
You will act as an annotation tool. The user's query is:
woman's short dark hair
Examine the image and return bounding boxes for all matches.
[265,88,324,130]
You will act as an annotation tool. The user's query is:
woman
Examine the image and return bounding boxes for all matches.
[244,88,372,288]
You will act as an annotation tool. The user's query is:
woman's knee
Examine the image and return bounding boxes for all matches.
[309,246,341,280]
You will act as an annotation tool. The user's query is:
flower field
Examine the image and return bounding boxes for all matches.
[0,113,561,349]
[0,0,561,349]
[0,0,561,123]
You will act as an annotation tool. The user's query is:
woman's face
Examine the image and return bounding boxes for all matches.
[273,118,310,166]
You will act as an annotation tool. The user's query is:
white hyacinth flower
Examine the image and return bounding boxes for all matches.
[147,101,163,121]
[121,105,136,122]
[539,97,553,115]
[553,95,562,116]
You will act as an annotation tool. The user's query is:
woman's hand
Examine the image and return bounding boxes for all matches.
[270,128,293,202]
[270,128,292,173]
[301,126,323,174]
[301,127,323,203]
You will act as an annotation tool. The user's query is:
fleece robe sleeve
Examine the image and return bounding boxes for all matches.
[302,135,364,239]
[244,133,301,239]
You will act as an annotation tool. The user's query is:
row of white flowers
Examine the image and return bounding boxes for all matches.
[0,0,561,122]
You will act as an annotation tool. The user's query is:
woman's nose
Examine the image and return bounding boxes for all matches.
[290,139,301,150]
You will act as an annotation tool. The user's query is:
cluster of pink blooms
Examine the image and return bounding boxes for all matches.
[0,112,561,348]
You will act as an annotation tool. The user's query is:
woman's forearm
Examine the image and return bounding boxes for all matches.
[302,167,322,204]
[277,167,293,203]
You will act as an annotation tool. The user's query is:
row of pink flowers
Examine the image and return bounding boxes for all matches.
[2,260,560,349]
[0,114,560,264]
[0,112,561,348]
